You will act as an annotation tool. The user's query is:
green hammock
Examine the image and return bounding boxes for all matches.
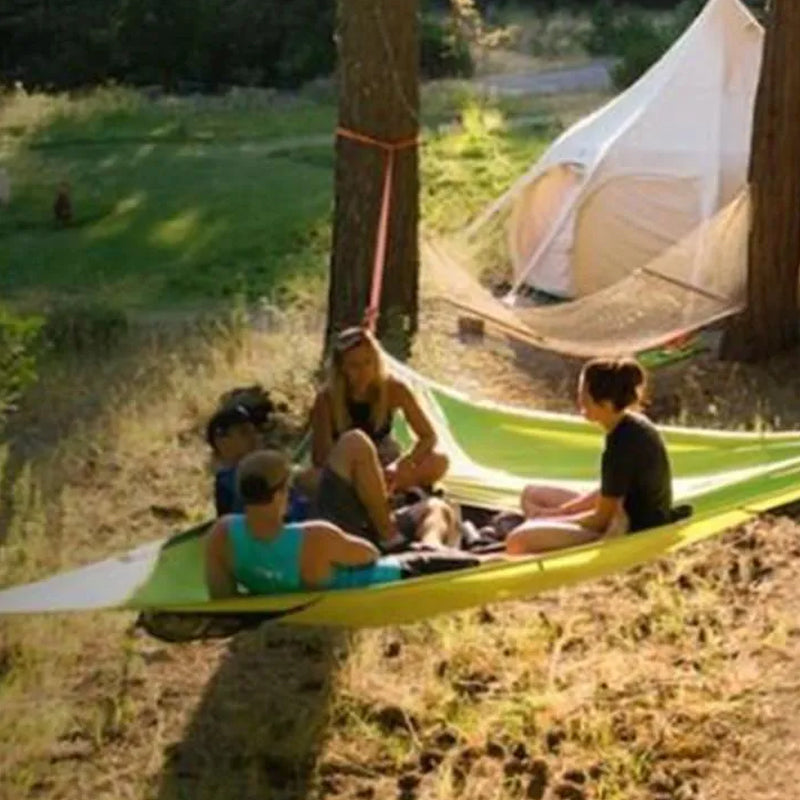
[2,360,800,628]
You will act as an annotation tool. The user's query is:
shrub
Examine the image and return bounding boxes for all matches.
[585,0,705,90]
[610,10,669,89]
[584,0,619,56]
[420,15,475,80]
[0,305,42,419]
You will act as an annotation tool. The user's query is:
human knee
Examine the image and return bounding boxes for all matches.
[416,497,454,527]
[430,451,449,480]
[337,429,376,461]
[521,484,550,515]
[505,526,532,555]
[430,496,454,517]
[521,484,541,507]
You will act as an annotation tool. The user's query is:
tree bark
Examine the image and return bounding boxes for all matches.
[721,0,800,361]
[327,0,420,357]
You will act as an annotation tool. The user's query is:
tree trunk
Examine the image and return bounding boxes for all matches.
[327,0,420,357]
[721,0,800,361]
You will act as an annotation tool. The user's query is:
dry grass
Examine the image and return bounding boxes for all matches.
[324,516,800,800]
[4,300,800,800]
[0,308,321,799]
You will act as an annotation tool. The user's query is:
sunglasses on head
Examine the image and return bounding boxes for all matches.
[334,327,368,353]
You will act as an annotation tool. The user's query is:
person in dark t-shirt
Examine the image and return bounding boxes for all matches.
[600,411,671,532]
[505,357,675,556]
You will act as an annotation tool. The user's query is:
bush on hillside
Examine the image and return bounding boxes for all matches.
[0,305,42,420]
[610,10,670,89]
[421,15,475,80]
[584,0,619,56]
[584,0,705,90]
[0,0,336,92]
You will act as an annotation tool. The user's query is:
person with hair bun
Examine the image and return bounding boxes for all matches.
[505,357,674,555]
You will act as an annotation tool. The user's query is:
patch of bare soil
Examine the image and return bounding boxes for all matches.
[311,520,800,800]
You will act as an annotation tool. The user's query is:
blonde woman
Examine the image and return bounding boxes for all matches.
[312,327,449,492]
[308,327,451,548]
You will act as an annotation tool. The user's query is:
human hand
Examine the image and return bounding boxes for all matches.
[383,462,398,493]
[381,520,406,553]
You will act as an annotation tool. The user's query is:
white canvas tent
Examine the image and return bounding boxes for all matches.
[478,0,763,300]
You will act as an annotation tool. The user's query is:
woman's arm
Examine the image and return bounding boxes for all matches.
[392,379,437,467]
[205,520,239,599]
[534,488,599,517]
[554,495,622,533]
[310,390,335,468]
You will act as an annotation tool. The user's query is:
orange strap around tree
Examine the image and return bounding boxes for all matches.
[336,126,419,332]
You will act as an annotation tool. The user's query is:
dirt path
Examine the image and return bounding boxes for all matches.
[475,58,616,97]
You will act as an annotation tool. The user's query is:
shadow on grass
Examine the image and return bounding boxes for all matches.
[2,138,333,308]
[156,624,343,800]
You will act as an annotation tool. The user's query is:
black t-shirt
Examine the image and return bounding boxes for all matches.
[600,412,672,532]
[214,466,240,517]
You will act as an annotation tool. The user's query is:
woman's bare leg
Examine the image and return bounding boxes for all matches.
[328,430,392,540]
[520,485,581,517]
[416,498,458,547]
[398,497,459,548]
[505,520,601,555]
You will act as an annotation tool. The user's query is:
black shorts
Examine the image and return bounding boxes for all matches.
[396,547,481,577]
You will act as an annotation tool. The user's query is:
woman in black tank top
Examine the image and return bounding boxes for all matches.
[344,397,394,445]
[310,327,449,494]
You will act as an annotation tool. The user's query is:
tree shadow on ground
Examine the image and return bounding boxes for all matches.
[155,623,343,800]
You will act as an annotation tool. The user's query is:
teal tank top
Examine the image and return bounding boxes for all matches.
[228,516,403,594]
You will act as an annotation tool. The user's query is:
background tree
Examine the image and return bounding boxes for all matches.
[326,0,420,354]
[721,0,800,361]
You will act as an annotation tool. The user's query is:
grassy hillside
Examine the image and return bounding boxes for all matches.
[0,85,564,314]
[0,89,337,310]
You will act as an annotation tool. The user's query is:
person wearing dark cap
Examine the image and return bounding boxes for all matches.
[206,405,260,517]
[205,450,482,598]
[207,403,311,523]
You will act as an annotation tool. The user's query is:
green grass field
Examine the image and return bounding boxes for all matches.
[0,86,557,313]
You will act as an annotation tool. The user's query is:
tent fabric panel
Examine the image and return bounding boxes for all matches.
[572,175,704,296]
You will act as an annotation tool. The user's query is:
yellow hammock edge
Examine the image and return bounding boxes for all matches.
[147,499,789,628]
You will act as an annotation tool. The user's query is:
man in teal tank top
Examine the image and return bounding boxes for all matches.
[205,450,481,598]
